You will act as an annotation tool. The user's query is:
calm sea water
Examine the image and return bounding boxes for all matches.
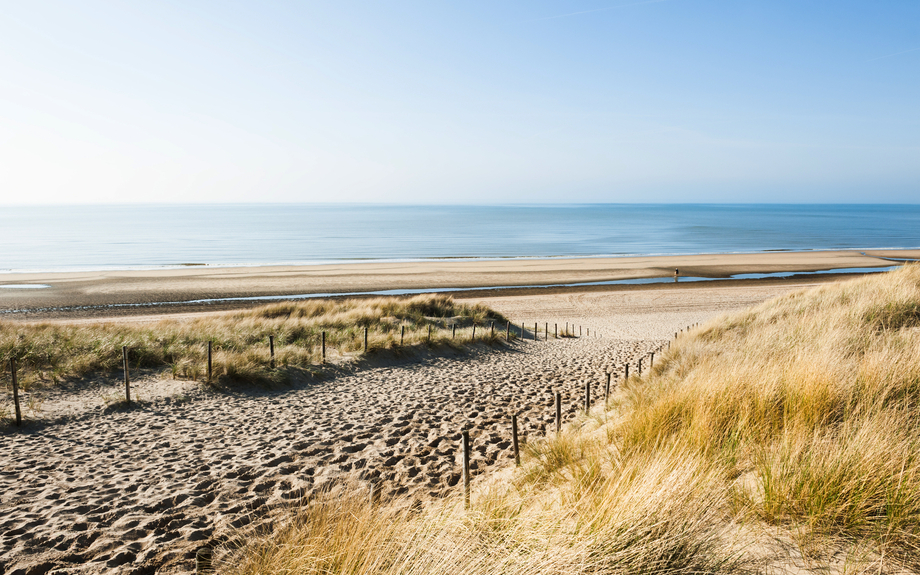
[1,204,918,273]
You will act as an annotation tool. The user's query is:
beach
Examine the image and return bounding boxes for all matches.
[1,274,838,574]
[0,252,916,573]
[1,249,915,320]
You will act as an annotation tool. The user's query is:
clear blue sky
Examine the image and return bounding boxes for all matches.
[1,1,918,204]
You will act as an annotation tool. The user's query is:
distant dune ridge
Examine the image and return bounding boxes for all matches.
[227,265,920,574]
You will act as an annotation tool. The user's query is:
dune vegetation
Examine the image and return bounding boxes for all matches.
[226,265,920,574]
[0,294,507,388]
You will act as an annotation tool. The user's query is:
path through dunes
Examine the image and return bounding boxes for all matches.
[0,283,804,574]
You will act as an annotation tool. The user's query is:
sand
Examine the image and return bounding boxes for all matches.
[0,281,818,574]
[1,249,913,320]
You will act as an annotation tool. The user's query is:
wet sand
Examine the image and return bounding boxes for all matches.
[0,249,914,321]
[0,281,814,574]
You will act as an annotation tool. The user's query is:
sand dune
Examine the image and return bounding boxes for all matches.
[0,282,827,573]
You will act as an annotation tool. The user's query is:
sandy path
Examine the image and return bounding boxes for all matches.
[0,283,806,574]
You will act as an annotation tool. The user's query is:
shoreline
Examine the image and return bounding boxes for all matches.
[2,249,918,321]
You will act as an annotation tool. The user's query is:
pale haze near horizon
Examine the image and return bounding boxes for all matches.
[1,1,918,206]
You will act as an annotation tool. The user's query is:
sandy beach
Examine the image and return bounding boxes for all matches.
[1,250,915,321]
[0,278,830,574]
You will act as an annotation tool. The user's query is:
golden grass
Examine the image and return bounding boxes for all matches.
[0,295,507,388]
[224,265,920,573]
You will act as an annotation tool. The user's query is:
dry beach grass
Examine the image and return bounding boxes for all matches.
[225,266,920,574]
[0,294,506,390]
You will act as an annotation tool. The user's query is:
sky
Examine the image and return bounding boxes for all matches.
[0,1,918,205]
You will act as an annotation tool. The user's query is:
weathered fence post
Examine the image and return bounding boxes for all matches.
[555,392,561,434]
[605,372,611,401]
[122,346,131,404]
[269,335,275,369]
[534,322,538,341]
[365,327,369,352]
[462,430,471,509]
[452,324,456,339]
[511,413,520,466]
[545,323,548,340]
[207,341,212,382]
[584,380,590,413]
[638,357,642,376]
[625,363,629,380]
[580,326,582,337]
[472,324,476,340]
[555,323,558,338]
[490,321,494,336]
[650,352,654,368]
[10,359,21,427]
[401,325,405,345]
[322,331,326,363]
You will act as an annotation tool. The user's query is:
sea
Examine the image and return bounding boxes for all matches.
[1,204,918,273]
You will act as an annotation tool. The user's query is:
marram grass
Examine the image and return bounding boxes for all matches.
[0,294,507,388]
[226,264,920,573]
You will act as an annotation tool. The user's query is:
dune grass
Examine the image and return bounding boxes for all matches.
[0,294,507,388]
[225,265,920,573]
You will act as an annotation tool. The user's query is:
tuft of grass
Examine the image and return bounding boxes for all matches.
[0,294,506,388]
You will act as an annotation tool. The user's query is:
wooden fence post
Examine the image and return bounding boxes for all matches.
[472,324,476,340]
[584,380,590,413]
[638,357,642,376]
[365,327,369,351]
[462,430,471,509]
[625,363,629,380]
[534,322,538,341]
[10,359,21,427]
[555,323,558,338]
[605,372,611,401]
[401,325,405,345]
[269,335,275,369]
[651,352,654,368]
[545,323,548,341]
[512,413,520,466]
[555,392,561,434]
[207,341,212,382]
[452,324,456,339]
[122,346,131,404]
[322,331,326,363]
